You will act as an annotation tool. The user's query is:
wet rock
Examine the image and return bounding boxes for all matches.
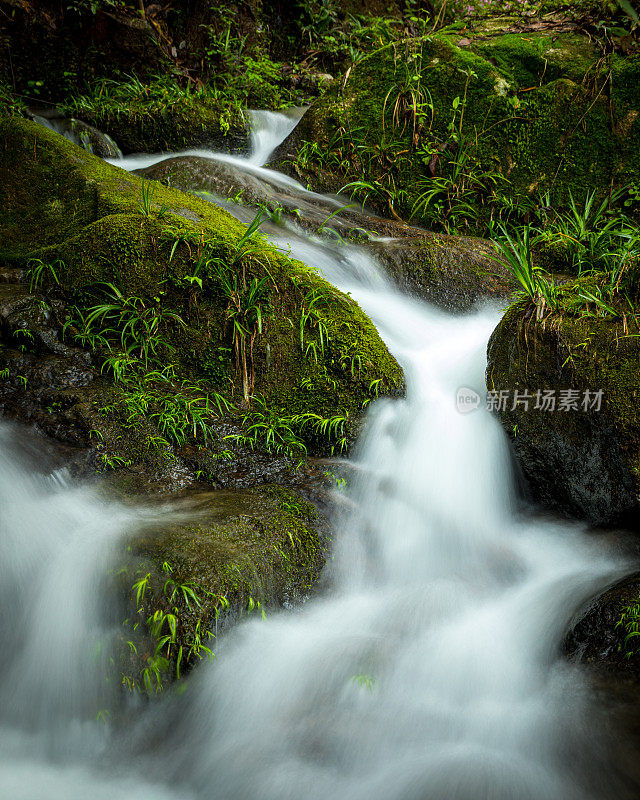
[135,155,264,202]
[0,291,83,357]
[370,232,516,312]
[137,155,517,312]
[120,483,330,687]
[0,119,404,491]
[565,574,640,672]
[486,304,640,526]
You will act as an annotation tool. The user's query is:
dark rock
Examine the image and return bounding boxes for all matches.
[370,232,516,313]
[486,303,640,526]
[565,574,640,672]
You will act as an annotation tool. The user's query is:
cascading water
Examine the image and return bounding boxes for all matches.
[247,107,306,166]
[32,113,123,158]
[0,111,633,799]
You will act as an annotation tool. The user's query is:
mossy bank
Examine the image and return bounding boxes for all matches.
[274,20,640,233]
[0,116,403,490]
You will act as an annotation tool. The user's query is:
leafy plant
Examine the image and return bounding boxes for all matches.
[72,282,185,369]
[491,225,557,318]
[616,601,640,659]
[125,563,219,693]
[299,288,335,363]
[208,210,273,405]
[26,258,62,293]
[139,180,166,218]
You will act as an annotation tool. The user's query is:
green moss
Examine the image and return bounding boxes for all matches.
[0,116,403,463]
[285,27,639,232]
[118,484,327,688]
[134,485,326,607]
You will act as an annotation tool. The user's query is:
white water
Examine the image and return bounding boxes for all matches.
[0,111,631,799]
[33,114,123,158]
[247,107,306,166]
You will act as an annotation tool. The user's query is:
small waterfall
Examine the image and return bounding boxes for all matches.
[139,247,623,800]
[0,109,633,799]
[246,107,306,166]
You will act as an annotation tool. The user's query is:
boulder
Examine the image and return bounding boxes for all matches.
[0,117,403,488]
[272,22,640,229]
[486,302,640,526]
[120,483,329,689]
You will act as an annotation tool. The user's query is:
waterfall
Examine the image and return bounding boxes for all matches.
[0,110,631,800]
[246,107,306,166]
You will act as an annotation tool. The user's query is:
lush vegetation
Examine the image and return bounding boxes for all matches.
[2,0,640,692]
[489,189,640,323]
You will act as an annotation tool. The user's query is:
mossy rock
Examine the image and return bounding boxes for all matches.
[119,483,329,688]
[0,117,403,478]
[370,231,517,311]
[134,485,327,609]
[486,301,640,526]
[274,23,640,228]
[137,154,517,311]
[71,99,248,156]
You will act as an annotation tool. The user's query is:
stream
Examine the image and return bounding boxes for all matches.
[0,111,634,799]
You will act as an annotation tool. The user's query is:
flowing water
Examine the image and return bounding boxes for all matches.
[0,112,633,799]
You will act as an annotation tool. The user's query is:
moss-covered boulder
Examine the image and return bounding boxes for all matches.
[370,232,516,311]
[120,483,328,689]
[273,20,640,231]
[486,301,640,526]
[137,154,517,311]
[0,117,402,486]
[65,90,249,155]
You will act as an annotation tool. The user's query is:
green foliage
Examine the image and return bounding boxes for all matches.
[205,210,273,405]
[125,562,219,693]
[411,142,504,233]
[352,673,377,691]
[297,7,412,66]
[123,558,268,693]
[26,258,62,293]
[616,601,640,659]
[0,81,27,117]
[60,279,236,453]
[67,282,185,369]
[229,399,350,459]
[299,287,337,363]
[535,189,629,274]
[139,181,167,219]
[495,188,640,321]
[111,370,234,448]
[491,225,557,316]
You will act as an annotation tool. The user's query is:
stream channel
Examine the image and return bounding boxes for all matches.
[0,109,636,800]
